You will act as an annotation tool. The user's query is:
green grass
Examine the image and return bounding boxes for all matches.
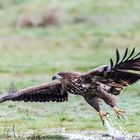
[0,0,139,138]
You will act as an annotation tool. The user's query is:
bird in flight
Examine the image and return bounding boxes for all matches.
[0,48,139,125]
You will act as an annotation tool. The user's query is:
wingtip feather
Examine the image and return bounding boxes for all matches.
[115,49,120,65]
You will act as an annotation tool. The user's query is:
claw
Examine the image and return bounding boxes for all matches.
[99,112,109,125]
[114,107,126,120]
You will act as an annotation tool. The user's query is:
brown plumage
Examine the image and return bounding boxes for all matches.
[0,48,140,124]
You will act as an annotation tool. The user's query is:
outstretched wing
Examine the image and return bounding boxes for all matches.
[107,48,140,86]
[82,48,140,94]
[0,82,68,103]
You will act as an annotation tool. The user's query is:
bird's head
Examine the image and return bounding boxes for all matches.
[52,72,68,82]
[52,72,80,84]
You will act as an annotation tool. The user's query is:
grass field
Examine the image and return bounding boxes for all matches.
[0,0,139,139]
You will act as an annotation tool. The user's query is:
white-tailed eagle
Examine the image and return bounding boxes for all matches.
[0,48,139,125]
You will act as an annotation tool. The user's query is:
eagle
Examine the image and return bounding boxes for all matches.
[0,48,139,125]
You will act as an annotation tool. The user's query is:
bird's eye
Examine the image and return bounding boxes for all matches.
[58,72,64,77]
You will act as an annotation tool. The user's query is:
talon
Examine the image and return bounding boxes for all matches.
[99,111,108,125]
[114,107,125,120]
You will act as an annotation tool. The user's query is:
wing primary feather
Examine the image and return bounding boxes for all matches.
[110,58,114,68]
[126,47,135,60]
[121,48,128,62]
[115,49,120,65]
[132,52,140,59]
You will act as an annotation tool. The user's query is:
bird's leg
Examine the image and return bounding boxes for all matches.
[96,83,126,121]
[97,83,117,109]
[113,106,126,119]
[99,111,109,125]
[97,84,126,120]
[84,95,108,126]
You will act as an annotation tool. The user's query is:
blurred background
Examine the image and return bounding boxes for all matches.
[0,0,139,139]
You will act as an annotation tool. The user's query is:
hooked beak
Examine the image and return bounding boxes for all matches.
[52,74,62,81]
